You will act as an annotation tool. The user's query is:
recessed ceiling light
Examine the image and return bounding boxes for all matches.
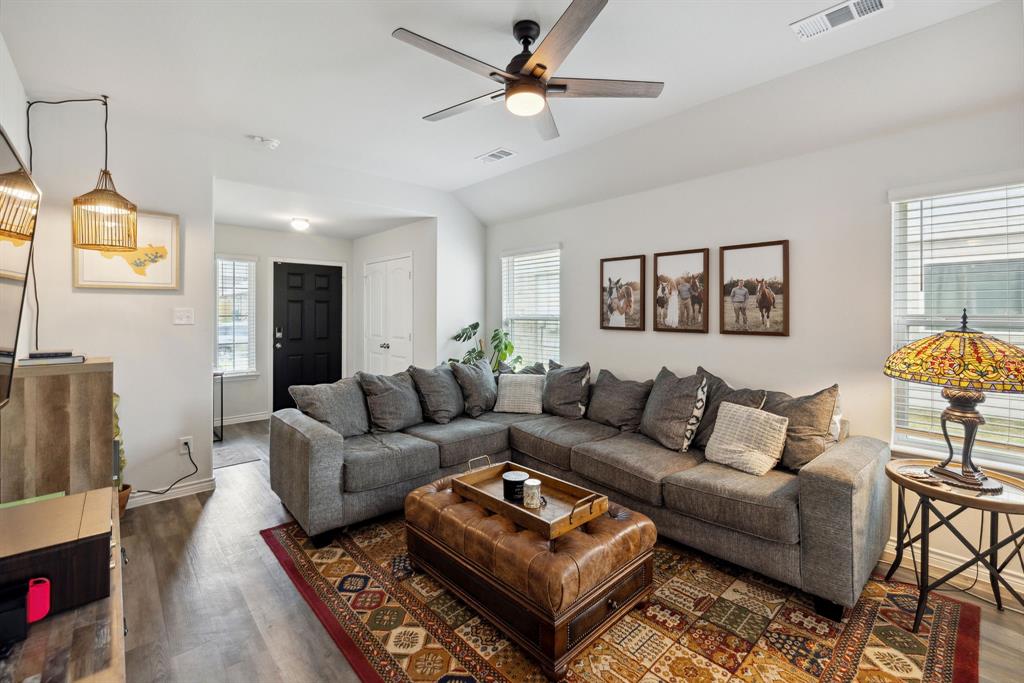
[246,134,280,150]
[290,217,310,231]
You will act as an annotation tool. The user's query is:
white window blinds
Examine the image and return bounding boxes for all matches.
[216,256,257,374]
[501,248,560,367]
[892,183,1024,458]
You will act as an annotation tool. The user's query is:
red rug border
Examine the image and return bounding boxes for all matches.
[953,594,981,683]
[260,524,384,683]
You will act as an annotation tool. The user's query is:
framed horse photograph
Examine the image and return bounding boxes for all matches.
[600,255,645,330]
[719,240,789,336]
[653,248,709,333]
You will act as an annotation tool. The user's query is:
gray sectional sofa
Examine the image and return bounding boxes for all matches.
[269,364,890,612]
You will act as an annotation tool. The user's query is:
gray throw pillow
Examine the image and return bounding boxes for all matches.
[288,378,369,437]
[587,369,653,432]
[693,366,768,451]
[450,360,498,417]
[763,384,841,470]
[543,362,591,419]
[355,371,424,432]
[640,367,708,451]
[408,364,464,424]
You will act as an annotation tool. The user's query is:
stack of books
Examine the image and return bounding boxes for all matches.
[17,350,87,366]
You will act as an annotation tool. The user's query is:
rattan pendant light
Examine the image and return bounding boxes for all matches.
[0,168,39,240]
[71,96,136,251]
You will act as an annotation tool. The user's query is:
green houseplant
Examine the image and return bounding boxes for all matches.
[114,393,130,517]
[450,322,522,371]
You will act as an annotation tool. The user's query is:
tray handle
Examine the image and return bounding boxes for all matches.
[466,455,491,472]
[569,493,601,525]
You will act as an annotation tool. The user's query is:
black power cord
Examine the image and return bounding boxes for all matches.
[133,441,199,497]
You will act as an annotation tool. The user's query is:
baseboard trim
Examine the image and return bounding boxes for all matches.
[879,538,1024,600]
[216,411,270,427]
[127,476,216,509]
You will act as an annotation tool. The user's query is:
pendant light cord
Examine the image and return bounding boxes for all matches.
[24,95,109,350]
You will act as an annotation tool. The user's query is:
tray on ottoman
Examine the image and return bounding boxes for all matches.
[405,470,656,680]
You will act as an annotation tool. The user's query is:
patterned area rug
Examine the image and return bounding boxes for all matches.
[261,516,979,682]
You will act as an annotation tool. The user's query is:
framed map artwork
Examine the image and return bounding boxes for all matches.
[73,211,179,289]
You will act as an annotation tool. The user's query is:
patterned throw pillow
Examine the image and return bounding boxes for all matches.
[705,402,789,476]
[450,360,498,417]
[586,369,653,432]
[355,371,424,432]
[542,362,591,419]
[494,374,544,414]
[639,368,708,451]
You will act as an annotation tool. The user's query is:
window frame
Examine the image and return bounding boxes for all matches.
[500,245,561,368]
[215,254,259,378]
[890,181,1024,470]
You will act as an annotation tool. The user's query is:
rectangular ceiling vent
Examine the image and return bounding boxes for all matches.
[790,0,891,41]
[475,147,517,164]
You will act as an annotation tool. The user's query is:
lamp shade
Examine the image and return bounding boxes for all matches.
[72,169,137,251]
[0,169,39,240]
[884,316,1024,394]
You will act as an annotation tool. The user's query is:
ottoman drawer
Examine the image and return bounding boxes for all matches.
[568,561,650,649]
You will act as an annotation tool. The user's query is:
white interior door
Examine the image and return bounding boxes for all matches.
[363,255,413,374]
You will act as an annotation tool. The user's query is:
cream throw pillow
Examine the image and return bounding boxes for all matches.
[705,402,789,476]
[494,374,544,414]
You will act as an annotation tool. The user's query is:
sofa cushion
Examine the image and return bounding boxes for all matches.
[662,463,801,544]
[409,364,464,424]
[494,373,544,414]
[474,411,549,426]
[705,402,789,476]
[343,432,439,492]
[693,367,767,450]
[510,416,618,470]
[571,432,702,506]
[640,368,708,451]
[451,360,498,417]
[586,369,653,432]
[403,417,509,468]
[542,362,591,419]
[288,377,369,437]
[356,371,424,432]
[764,385,841,470]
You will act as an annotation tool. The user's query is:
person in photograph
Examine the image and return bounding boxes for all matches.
[677,276,693,326]
[730,279,749,329]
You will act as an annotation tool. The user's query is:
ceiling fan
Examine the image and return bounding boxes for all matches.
[392,0,664,141]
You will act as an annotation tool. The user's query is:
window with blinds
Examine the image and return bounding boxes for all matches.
[216,256,257,374]
[501,248,560,367]
[892,183,1024,460]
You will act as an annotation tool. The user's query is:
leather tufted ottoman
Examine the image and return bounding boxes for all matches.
[405,475,656,680]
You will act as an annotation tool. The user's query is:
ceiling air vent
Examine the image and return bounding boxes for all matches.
[475,147,517,164]
[790,0,892,41]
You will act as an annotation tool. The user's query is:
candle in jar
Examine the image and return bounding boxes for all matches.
[523,478,543,509]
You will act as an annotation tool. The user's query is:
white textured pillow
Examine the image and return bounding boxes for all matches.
[494,374,544,414]
[705,402,789,476]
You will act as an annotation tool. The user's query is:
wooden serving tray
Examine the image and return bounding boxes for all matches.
[452,459,608,540]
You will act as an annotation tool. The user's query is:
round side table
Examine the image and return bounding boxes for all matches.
[885,459,1024,632]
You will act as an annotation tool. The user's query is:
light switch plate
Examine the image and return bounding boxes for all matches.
[173,307,195,325]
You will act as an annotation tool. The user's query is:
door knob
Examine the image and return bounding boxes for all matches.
[379,343,386,349]
[275,342,282,349]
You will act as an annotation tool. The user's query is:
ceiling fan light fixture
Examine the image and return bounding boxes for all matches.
[290,217,310,231]
[505,81,546,117]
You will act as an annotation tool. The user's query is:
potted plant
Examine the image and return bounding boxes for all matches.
[450,322,522,371]
[113,393,130,517]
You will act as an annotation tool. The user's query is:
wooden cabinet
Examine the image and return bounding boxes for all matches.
[0,358,114,502]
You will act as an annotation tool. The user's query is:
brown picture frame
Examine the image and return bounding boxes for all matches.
[719,240,789,336]
[653,248,710,334]
[600,255,645,331]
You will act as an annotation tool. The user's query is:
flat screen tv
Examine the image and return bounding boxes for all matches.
[0,124,40,409]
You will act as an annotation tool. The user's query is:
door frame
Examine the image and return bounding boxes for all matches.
[363,252,414,372]
[267,257,348,416]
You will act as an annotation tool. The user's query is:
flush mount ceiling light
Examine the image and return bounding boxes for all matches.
[290,217,310,231]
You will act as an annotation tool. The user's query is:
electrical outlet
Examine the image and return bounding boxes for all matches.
[179,436,193,456]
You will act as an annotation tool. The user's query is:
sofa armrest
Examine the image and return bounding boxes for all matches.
[799,436,891,607]
[269,408,346,536]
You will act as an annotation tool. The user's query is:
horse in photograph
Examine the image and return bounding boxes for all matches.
[687,277,704,324]
[655,276,678,327]
[605,277,634,327]
[756,278,776,329]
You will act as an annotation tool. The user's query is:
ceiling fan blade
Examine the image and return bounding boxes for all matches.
[393,28,513,84]
[424,90,504,122]
[534,106,559,141]
[521,0,608,80]
[546,77,664,98]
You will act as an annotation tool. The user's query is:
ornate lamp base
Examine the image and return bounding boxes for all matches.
[934,387,1003,494]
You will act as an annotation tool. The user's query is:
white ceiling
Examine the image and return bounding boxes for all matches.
[214,179,423,239]
[0,0,1000,198]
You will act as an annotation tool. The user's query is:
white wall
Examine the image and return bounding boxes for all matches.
[436,208,486,363]
[214,223,352,422]
[350,218,438,372]
[0,33,25,158]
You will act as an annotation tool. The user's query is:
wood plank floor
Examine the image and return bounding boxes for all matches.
[123,420,1023,682]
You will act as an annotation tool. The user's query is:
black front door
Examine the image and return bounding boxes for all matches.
[273,262,343,411]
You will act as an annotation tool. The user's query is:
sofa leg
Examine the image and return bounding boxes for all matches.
[309,531,335,549]
[813,597,845,622]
